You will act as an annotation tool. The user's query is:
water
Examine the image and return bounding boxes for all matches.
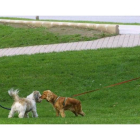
[1,16,140,23]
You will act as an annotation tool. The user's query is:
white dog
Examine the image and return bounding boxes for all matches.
[8,88,42,118]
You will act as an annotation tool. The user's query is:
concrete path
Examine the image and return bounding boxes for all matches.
[119,25,140,34]
[0,34,140,57]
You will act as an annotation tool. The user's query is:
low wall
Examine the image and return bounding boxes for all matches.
[0,19,119,34]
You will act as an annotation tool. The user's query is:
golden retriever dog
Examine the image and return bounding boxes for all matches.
[40,90,85,118]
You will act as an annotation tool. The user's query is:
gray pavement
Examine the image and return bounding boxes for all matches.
[119,25,140,34]
[0,34,140,57]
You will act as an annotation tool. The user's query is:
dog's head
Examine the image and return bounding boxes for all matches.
[40,90,54,102]
[33,91,42,103]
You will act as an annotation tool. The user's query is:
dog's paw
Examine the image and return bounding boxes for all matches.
[8,115,12,118]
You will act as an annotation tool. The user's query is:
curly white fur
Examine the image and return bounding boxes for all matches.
[8,88,42,118]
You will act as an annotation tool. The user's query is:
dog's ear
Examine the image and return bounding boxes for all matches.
[47,91,52,97]
[46,91,53,101]
[33,91,42,102]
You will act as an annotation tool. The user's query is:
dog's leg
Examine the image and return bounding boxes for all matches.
[55,109,60,117]
[78,111,85,116]
[24,112,29,118]
[31,106,38,117]
[8,108,15,118]
[18,112,25,118]
[32,110,38,118]
[60,109,65,118]
[76,103,85,116]
[72,111,78,116]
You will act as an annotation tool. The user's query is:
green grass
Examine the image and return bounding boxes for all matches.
[0,47,140,124]
[1,16,140,25]
[0,24,112,49]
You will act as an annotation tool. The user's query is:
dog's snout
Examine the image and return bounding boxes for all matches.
[39,95,43,99]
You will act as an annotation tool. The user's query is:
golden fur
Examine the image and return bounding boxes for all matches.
[40,90,85,117]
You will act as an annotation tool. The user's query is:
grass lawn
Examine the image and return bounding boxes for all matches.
[0,47,140,124]
[0,24,113,49]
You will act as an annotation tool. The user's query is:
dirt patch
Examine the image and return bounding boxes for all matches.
[47,26,106,37]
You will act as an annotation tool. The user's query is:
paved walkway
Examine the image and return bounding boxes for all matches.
[119,25,140,34]
[0,34,140,57]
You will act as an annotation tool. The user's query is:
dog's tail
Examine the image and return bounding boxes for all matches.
[8,88,19,101]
